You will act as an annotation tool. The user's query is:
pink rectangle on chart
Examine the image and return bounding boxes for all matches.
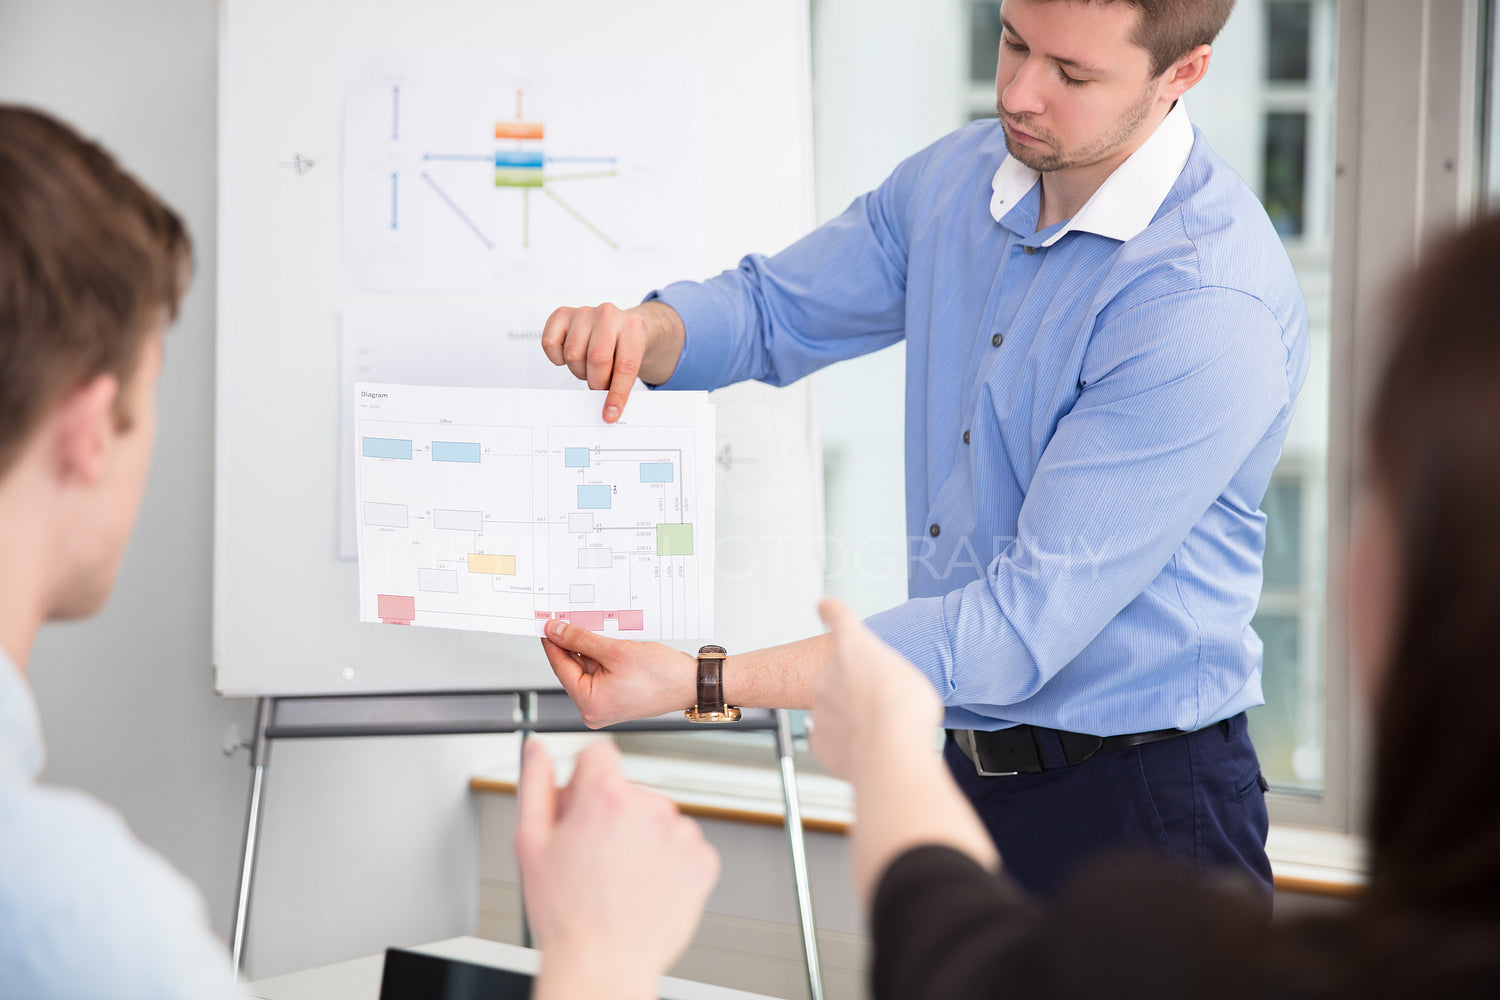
[378,594,416,624]
[616,610,645,631]
[569,611,607,631]
[534,611,556,620]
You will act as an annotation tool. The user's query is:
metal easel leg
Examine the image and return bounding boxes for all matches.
[517,691,539,949]
[774,709,825,1000]
[231,697,273,980]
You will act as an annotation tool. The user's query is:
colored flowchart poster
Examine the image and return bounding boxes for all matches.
[343,50,700,297]
[355,384,714,641]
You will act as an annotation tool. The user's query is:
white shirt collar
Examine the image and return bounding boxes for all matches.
[989,100,1195,247]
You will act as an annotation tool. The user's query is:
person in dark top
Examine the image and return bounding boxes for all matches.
[807,212,1500,999]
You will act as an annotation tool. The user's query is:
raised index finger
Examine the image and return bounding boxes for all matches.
[515,739,558,858]
[603,316,645,423]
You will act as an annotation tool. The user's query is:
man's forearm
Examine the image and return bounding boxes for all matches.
[722,632,830,710]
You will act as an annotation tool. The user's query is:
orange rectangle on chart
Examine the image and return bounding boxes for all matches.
[467,553,517,576]
[495,122,544,140]
[378,594,416,625]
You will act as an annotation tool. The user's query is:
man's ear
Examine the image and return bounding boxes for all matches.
[1162,44,1212,102]
[52,373,121,485]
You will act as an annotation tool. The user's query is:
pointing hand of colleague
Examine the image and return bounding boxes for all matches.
[808,598,945,783]
[809,599,998,902]
[540,300,686,423]
[517,740,719,1000]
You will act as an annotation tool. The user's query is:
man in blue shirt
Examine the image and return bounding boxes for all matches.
[539,0,1305,896]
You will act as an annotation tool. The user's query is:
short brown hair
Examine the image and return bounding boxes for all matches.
[1034,0,1238,78]
[1365,213,1500,919]
[0,105,191,477]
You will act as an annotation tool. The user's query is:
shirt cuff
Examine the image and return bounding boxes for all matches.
[865,596,956,697]
[643,281,735,391]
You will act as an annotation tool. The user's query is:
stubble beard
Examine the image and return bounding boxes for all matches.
[999,82,1160,173]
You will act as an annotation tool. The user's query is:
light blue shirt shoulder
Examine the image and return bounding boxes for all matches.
[0,656,242,1000]
[651,106,1309,736]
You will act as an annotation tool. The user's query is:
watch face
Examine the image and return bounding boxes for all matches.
[697,644,727,658]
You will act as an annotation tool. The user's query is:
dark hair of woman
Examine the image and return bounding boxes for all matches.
[1365,212,1500,920]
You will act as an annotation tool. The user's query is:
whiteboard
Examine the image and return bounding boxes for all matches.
[214,0,822,696]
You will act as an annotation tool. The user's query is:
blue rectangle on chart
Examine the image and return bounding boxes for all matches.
[363,437,413,461]
[565,447,591,468]
[432,441,481,463]
[494,150,545,169]
[639,463,675,484]
[577,485,612,509]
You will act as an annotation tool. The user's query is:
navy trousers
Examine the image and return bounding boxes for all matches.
[944,712,1272,899]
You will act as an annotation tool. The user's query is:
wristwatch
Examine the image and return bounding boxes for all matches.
[684,644,741,723]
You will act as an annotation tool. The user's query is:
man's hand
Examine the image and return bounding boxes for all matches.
[540,619,697,728]
[517,741,719,1000]
[809,598,944,783]
[540,301,686,423]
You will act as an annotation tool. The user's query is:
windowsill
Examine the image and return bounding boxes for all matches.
[471,737,1368,897]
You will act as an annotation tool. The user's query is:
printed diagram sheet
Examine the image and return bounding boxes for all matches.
[344,50,700,297]
[355,384,714,641]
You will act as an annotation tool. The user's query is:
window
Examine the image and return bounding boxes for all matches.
[968,1,1004,119]
[1266,0,1313,81]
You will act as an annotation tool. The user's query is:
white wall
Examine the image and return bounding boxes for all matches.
[0,0,522,979]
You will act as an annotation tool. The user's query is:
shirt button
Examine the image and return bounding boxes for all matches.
[929,523,941,538]
[991,333,1004,348]
[1024,246,1037,255]
[962,430,970,444]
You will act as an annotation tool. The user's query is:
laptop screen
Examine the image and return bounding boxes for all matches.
[378,948,534,1000]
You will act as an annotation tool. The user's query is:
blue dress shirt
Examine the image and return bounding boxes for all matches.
[0,652,243,999]
[652,104,1309,735]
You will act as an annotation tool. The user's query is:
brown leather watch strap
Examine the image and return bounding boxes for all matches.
[697,649,725,713]
[686,645,739,723]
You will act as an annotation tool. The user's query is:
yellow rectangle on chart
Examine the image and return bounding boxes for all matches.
[467,553,517,576]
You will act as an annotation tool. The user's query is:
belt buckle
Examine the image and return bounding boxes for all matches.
[958,729,1020,776]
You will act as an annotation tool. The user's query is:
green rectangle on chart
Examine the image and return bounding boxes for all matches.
[656,523,694,557]
[495,167,544,188]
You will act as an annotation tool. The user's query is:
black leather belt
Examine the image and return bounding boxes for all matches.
[950,723,1193,776]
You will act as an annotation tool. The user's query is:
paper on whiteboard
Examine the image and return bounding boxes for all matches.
[344,49,700,299]
[338,304,585,558]
[355,384,714,642]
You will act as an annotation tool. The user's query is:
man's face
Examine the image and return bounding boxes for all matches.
[52,332,163,620]
[995,0,1165,174]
